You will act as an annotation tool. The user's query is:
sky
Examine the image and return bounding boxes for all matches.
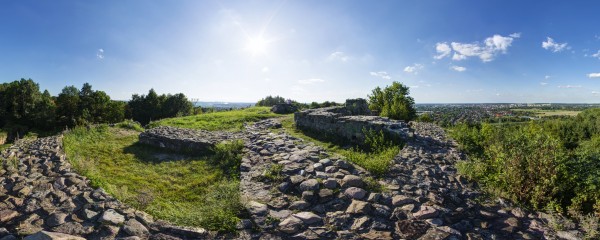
[1,0,600,103]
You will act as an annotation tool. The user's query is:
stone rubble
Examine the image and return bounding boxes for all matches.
[238,119,570,239]
[0,117,582,239]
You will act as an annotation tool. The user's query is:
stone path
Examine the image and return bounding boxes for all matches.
[237,120,564,239]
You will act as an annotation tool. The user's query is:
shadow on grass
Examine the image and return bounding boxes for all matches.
[123,141,215,163]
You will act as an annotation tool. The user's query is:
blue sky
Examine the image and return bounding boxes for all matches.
[1,0,600,103]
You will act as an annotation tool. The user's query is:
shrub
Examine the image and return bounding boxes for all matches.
[115,119,144,132]
[210,140,245,179]
[368,81,416,121]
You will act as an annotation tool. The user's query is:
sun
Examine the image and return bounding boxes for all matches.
[246,36,269,56]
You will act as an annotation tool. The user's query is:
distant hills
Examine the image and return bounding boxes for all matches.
[193,101,255,109]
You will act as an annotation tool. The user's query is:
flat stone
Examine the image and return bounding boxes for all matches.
[293,212,322,225]
[0,210,18,223]
[341,175,364,188]
[395,220,429,239]
[361,230,393,240]
[413,206,439,220]
[23,231,86,240]
[123,219,149,237]
[344,187,367,200]
[392,195,415,206]
[289,201,311,211]
[99,209,125,225]
[419,228,451,240]
[322,179,338,189]
[269,210,292,220]
[345,200,371,215]
[299,179,320,192]
[350,216,371,231]
[279,216,304,234]
[46,213,67,227]
[246,201,268,216]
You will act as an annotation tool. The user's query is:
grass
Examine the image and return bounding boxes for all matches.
[63,124,244,232]
[149,107,280,131]
[0,144,11,152]
[512,108,581,117]
[279,115,400,177]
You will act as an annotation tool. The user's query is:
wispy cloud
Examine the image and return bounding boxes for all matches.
[558,85,582,88]
[403,63,424,74]
[328,51,350,62]
[545,75,551,79]
[434,33,520,62]
[370,71,391,80]
[540,82,548,86]
[434,43,451,59]
[588,73,600,78]
[542,37,569,52]
[592,91,599,96]
[96,48,104,59]
[591,50,600,59]
[450,65,466,72]
[261,67,269,73]
[298,78,325,84]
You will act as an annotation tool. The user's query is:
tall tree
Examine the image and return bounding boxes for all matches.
[368,81,416,121]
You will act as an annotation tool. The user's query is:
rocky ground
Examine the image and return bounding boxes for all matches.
[0,119,582,239]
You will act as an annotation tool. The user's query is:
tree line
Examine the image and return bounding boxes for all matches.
[0,78,193,140]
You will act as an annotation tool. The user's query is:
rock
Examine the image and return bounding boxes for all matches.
[301,191,317,203]
[289,201,311,211]
[367,193,381,203]
[322,179,338,189]
[269,210,292,220]
[341,175,364,188]
[425,218,444,226]
[46,213,67,227]
[418,228,451,240]
[392,195,415,206]
[81,209,98,220]
[99,209,125,225]
[346,200,371,215]
[395,220,429,239]
[0,210,18,223]
[51,222,93,236]
[123,219,149,237]
[246,201,268,216]
[278,216,304,234]
[271,104,298,114]
[299,179,319,192]
[293,212,322,225]
[318,189,334,202]
[344,187,367,200]
[350,216,371,231]
[413,206,439,220]
[24,231,86,240]
[361,230,393,240]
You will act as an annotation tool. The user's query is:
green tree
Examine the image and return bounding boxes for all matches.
[368,81,416,121]
[162,93,193,117]
[56,86,81,127]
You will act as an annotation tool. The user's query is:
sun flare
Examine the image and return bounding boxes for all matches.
[246,36,268,56]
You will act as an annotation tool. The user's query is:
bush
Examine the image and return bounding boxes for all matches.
[368,81,416,121]
[115,120,144,132]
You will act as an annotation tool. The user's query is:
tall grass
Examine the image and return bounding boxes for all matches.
[149,107,280,131]
[63,125,244,232]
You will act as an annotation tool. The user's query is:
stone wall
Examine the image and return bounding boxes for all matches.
[294,99,410,144]
[139,126,240,153]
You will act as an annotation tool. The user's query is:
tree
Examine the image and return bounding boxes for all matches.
[127,89,193,125]
[56,86,81,127]
[256,95,286,106]
[162,93,193,117]
[368,81,416,121]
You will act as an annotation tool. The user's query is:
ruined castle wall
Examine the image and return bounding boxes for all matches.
[138,126,240,153]
[294,101,410,144]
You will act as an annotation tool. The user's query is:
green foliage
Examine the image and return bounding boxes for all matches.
[256,95,286,107]
[368,81,417,121]
[344,145,400,177]
[262,164,284,182]
[153,107,279,132]
[127,89,193,125]
[209,140,245,179]
[63,125,243,232]
[115,120,145,132]
[453,111,600,216]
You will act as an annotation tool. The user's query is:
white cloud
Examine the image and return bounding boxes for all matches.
[434,33,519,62]
[588,73,600,78]
[450,65,466,72]
[558,85,582,88]
[298,78,325,84]
[542,37,568,52]
[591,50,600,59]
[370,71,391,80]
[403,63,424,74]
[410,85,419,89]
[592,91,599,95]
[434,42,451,59]
[545,75,551,79]
[540,82,548,86]
[261,67,269,73]
[96,48,104,59]
[328,51,350,62]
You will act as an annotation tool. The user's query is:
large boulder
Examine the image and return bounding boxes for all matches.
[271,104,297,114]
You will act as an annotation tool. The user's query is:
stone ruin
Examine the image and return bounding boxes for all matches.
[294,99,410,144]
[138,126,240,153]
[270,103,298,114]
